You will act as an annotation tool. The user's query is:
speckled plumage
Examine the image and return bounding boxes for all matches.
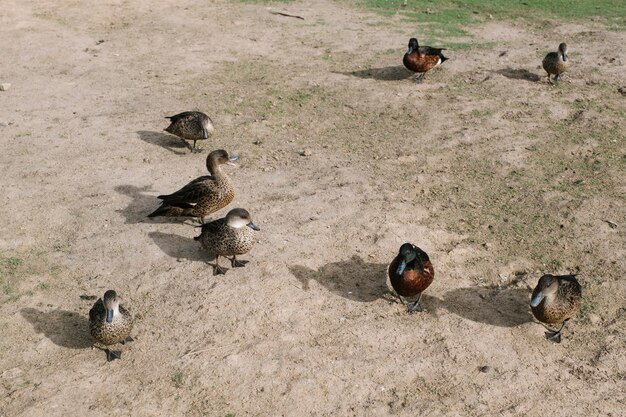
[403,37,448,82]
[148,149,236,223]
[89,290,133,361]
[542,43,569,83]
[164,111,215,151]
[531,274,581,342]
[195,208,260,275]
[388,243,434,312]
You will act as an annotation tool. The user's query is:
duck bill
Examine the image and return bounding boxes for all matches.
[406,46,413,55]
[530,291,545,308]
[396,259,407,275]
[227,154,239,166]
[247,222,260,231]
[106,308,114,323]
[202,129,209,139]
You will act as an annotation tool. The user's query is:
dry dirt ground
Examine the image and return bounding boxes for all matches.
[1,0,625,416]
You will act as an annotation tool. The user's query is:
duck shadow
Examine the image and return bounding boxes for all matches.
[149,231,214,262]
[495,68,541,82]
[115,184,159,224]
[137,130,189,155]
[20,308,93,349]
[289,256,390,303]
[337,66,412,81]
[442,285,533,327]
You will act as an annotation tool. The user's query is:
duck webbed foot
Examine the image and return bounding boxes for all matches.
[230,256,249,268]
[213,257,228,275]
[106,349,122,362]
[407,294,424,313]
[413,73,425,83]
[545,320,568,343]
[122,336,134,345]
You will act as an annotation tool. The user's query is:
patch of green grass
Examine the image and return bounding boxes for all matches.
[172,370,185,387]
[359,0,625,39]
[239,0,293,3]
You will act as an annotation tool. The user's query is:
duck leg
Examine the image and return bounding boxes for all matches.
[213,256,228,275]
[545,320,568,343]
[413,73,425,83]
[93,344,122,362]
[230,256,249,268]
[407,293,424,313]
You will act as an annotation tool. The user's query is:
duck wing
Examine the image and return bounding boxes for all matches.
[157,175,215,208]
[418,46,446,56]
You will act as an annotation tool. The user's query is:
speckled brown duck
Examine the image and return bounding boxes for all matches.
[542,43,569,83]
[195,208,260,275]
[403,37,448,82]
[388,243,435,312]
[89,290,134,361]
[148,149,238,223]
[530,274,581,343]
[164,111,215,152]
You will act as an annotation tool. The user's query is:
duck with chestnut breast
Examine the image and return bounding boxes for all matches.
[530,274,581,343]
[388,243,435,312]
[403,37,448,82]
[89,290,134,361]
[542,43,569,83]
[164,111,215,152]
[148,149,238,223]
[195,208,260,275]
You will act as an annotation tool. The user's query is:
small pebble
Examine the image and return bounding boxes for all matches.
[0,83,11,91]
[299,149,312,157]
[479,365,491,373]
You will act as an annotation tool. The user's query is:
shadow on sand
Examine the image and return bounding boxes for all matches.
[137,130,190,155]
[338,66,412,81]
[495,68,541,82]
[21,308,93,349]
[148,231,213,263]
[442,285,533,327]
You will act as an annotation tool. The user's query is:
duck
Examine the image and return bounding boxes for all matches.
[89,290,134,361]
[388,243,435,312]
[164,111,215,152]
[530,274,581,343]
[542,43,569,83]
[403,37,448,82]
[195,208,260,275]
[148,149,238,223]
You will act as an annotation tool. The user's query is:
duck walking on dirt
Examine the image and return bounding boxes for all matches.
[530,274,581,343]
[195,208,260,275]
[164,111,215,152]
[542,43,569,83]
[89,290,134,361]
[388,243,435,312]
[148,149,238,224]
[403,37,448,82]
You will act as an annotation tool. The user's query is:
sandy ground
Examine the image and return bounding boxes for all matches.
[1,0,625,416]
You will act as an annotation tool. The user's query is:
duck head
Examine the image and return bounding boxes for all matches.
[103,290,120,323]
[558,43,568,62]
[406,38,419,54]
[395,243,427,275]
[206,149,239,172]
[530,274,559,307]
[226,208,260,231]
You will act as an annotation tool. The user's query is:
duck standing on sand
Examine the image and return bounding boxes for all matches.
[148,149,238,224]
[164,111,215,152]
[403,37,448,82]
[195,208,260,275]
[89,290,134,361]
[388,243,435,312]
[530,274,582,343]
[542,43,569,83]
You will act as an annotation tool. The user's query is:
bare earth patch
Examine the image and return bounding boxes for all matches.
[1,1,625,416]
